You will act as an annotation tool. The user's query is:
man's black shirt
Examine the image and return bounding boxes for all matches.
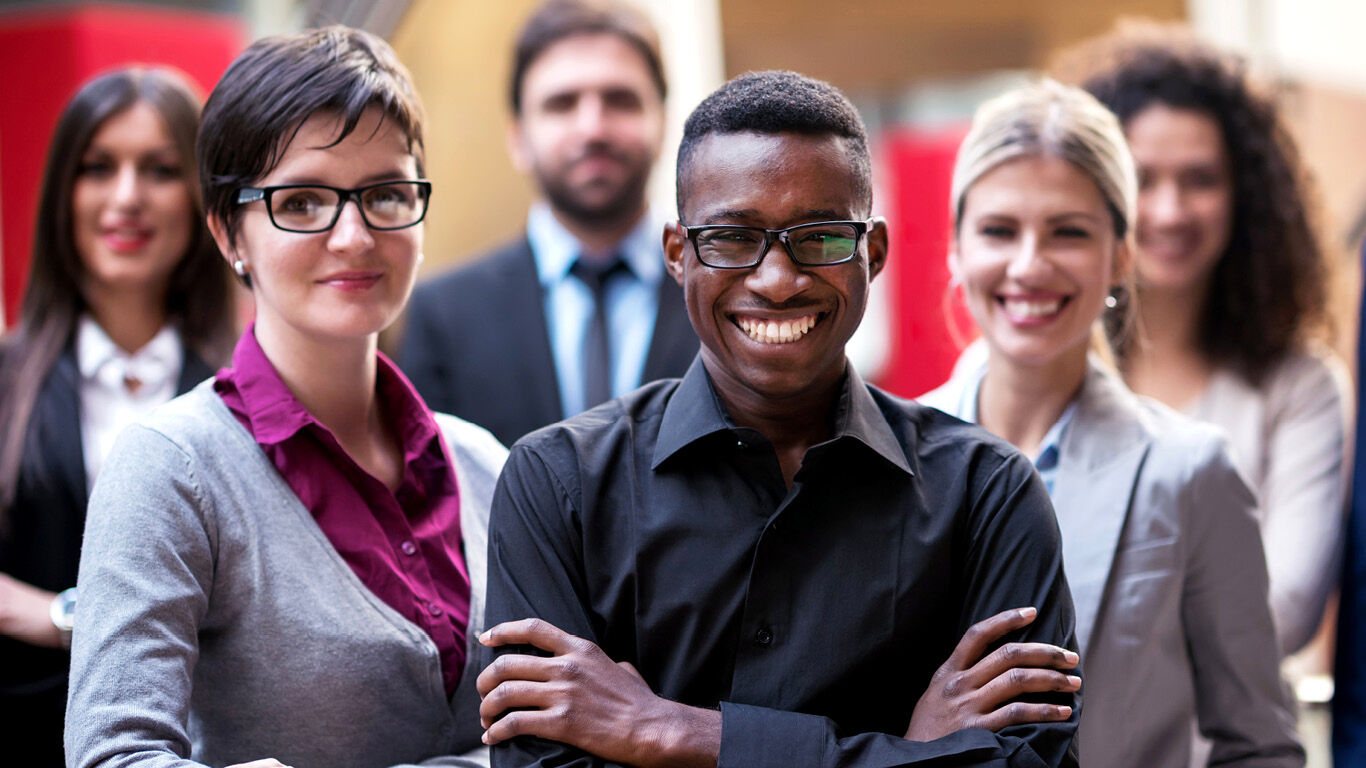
[486,358,1080,767]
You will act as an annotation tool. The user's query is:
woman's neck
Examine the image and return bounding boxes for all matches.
[84,284,168,353]
[1125,282,1214,409]
[978,345,1087,459]
[252,318,379,448]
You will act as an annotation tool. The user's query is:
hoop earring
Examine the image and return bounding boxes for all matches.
[233,260,248,278]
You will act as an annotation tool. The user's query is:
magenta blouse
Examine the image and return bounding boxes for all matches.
[215,325,471,694]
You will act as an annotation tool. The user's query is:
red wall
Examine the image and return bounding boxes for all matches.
[873,125,975,399]
[0,3,245,328]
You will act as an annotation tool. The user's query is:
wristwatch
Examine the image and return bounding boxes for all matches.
[49,588,75,649]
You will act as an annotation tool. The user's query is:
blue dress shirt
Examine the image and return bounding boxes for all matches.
[527,203,664,419]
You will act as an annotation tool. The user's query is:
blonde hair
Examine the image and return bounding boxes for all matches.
[950,79,1140,364]
[951,79,1136,239]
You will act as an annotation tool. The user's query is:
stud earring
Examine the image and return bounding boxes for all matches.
[1104,294,1118,309]
[233,260,248,278]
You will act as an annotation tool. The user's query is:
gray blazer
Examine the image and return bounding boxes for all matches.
[921,357,1302,768]
[66,382,507,768]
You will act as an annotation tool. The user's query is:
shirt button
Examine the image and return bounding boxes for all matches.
[735,439,747,449]
[426,601,444,617]
[755,627,773,646]
[400,540,418,556]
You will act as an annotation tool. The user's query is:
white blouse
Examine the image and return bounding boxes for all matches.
[75,315,183,491]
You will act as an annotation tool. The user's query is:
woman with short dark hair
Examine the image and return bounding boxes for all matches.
[65,27,503,768]
[1057,25,1349,658]
[0,66,233,766]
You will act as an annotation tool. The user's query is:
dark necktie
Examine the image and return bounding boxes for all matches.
[570,255,629,411]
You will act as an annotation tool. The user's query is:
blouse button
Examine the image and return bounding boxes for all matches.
[400,540,418,556]
[426,601,444,617]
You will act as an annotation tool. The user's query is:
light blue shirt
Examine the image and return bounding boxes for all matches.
[956,368,1078,496]
[527,203,664,419]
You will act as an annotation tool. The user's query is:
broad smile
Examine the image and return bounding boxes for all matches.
[997,294,1070,325]
[732,312,824,344]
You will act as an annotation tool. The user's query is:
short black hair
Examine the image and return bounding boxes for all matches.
[510,0,666,115]
[198,25,425,248]
[676,70,872,217]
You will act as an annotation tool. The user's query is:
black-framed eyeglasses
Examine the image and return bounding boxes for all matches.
[678,220,874,269]
[235,180,432,233]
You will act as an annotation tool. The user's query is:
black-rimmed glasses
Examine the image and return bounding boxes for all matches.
[678,220,874,269]
[235,180,432,233]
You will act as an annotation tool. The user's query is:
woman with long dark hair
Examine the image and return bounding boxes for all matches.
[0,67,233,764]
[1058,25,1350,658]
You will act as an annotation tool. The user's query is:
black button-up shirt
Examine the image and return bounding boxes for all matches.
[486,358,1079,768]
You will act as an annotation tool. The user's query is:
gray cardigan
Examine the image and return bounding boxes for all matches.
[66,382,507,768]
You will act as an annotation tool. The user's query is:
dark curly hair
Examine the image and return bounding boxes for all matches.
[1055,23,1329,385]
[676,70,872,218]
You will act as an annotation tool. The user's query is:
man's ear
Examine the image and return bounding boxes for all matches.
[663,221,687,287]
[866,216,889,281]
[506,120,530,175]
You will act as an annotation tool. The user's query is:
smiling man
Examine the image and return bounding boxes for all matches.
[400,0,696,447]
[478,71,1081,768]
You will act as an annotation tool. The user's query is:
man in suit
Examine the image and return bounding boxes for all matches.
[400,0,695,447]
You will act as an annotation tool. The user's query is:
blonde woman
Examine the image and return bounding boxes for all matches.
[920,80,1301,767]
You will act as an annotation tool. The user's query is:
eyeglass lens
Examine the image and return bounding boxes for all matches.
[271,183,427,231]
[695,223,859,267]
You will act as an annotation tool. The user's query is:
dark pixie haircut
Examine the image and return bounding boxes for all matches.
[198,25,425,247]
[510,0,666,115]
[676,70,873,217]
[1056,22,1329,385]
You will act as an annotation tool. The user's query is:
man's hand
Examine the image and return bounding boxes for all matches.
[225,760,291,768]
[477,618,719,768]
[905,607,1079,742]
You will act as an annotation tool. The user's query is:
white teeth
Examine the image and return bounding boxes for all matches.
[736,314,820,344]
[1002,298,1063,318]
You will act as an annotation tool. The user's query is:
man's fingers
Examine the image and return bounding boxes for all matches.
[479,618,582,655]
[476,653,558,698]
[478,679,557,728]
[968,641,1079,685]
[482,708,567,747]
[973,701,1073,733]
[975,668,1081,710]
[945,607,1038,671]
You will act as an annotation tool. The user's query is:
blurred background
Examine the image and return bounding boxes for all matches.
[0,0,1362,762]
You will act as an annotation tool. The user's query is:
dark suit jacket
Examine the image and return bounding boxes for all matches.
[399,236,697,447]
[1336,237,1366,766]
[0,343,211,766]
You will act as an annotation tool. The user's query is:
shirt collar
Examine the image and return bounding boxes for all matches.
[526,201,663,287]
[223,323,441,457]
[652,357,912,475]
[75,314,183,387]
[1033,398,1078,472]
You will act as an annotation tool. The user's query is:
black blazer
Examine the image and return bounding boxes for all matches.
[0,343,212,765]
[399,236,697,447]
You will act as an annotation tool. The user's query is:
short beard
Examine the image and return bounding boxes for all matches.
[537,168,650,232]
